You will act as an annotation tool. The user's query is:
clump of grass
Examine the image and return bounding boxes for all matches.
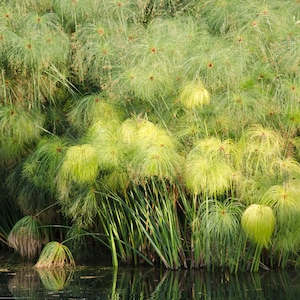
[53,0,99,30]
[241,204,275,248]
[58,143,98,184]
[0,104,44,144]
[179,80,210,109]
[86,119,127,172]
[241,203,276,271]
[62,183,99,228]
[68,93,125,132]
[261,180,300,224]
[8,215,48,259]
[122,118,183,181]
[201,199,244,271]
[35,241,75,268]
[184,137,236,196]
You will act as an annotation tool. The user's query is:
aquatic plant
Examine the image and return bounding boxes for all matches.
[1,0,300,272]
[8,216,48,259]
[35,241,75,268]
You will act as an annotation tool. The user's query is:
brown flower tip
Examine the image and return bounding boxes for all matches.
[262,9,269,15]
[97,28,105,35]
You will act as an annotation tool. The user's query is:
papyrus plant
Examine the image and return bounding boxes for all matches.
[35,241,75,268]
[241,204,276,271]
[8,216,48,259]
[179,80,210,110]
[242,204,275,248]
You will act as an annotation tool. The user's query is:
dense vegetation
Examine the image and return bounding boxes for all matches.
[0,0,300,272]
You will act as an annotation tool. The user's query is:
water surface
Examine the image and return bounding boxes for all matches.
[0,263,299,299]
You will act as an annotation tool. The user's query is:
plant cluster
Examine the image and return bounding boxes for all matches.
[1,0,300,272]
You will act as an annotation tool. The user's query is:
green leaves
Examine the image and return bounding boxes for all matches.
[261,181,300,222]
[35,241,75,268]
[8,216,48,259]
[1,0,300,272]
[59,144,98,184]
[184,137,236,196]
[241,204,275,248]
[122,118,183,181]
[179,81,210,109]
[0,104,44,165]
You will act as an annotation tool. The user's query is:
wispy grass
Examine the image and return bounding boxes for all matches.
[58,143,98,185]
[8,216,48,259]
[184,137,236,196]
[241,204,276,271]
[35,241,75,268]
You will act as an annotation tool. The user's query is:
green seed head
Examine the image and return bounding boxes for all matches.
[179,81,210,109]
[241,204,276,248]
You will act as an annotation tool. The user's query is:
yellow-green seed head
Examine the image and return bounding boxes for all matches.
[179,81,210,109]
[241,204,275,248]
[60,144,98,183]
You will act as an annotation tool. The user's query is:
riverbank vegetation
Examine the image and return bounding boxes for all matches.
[0,0,300,272]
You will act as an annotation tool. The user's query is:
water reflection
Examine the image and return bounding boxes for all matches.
[36,268,74,291]
[0,265,299,299]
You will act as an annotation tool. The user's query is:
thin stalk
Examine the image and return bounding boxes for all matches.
[0,233,9,247]
[251,244,263,272]
[109,225,118,268]
[1,69,9,106]
[205,194,211,269]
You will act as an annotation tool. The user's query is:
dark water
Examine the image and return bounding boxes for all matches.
[0,264,299,299]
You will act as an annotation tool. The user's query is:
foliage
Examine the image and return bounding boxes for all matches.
[241,204,275,248]
[7,216,48,259]
[35,241,75,268]
[1,0,300,272]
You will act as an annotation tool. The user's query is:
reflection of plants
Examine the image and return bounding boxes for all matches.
[7,267,41,300]
[37,268,74,291]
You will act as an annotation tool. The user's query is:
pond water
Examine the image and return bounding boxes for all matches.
[0,263,299,299]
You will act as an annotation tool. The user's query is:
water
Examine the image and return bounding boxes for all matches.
[0,264,299,299]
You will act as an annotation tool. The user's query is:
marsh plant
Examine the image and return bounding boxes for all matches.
[1,0,300,272]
